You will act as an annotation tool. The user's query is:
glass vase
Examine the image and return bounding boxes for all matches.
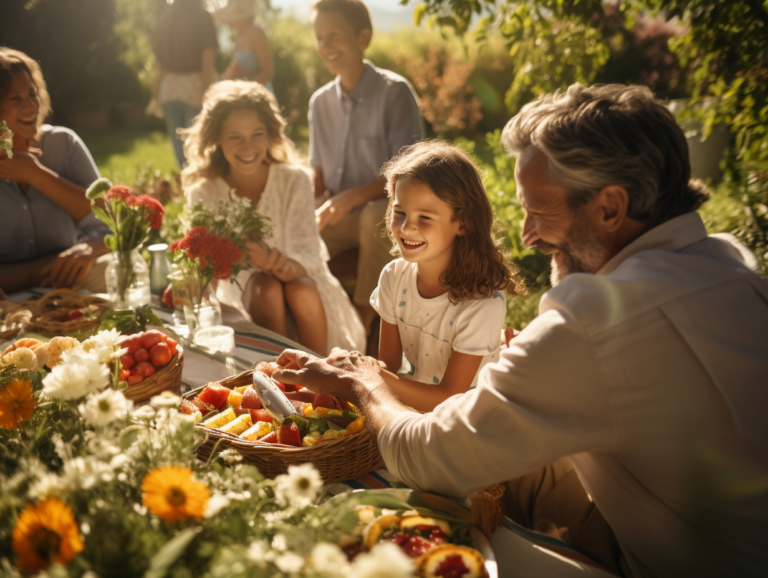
[106,248,150,309]
[181,267,222,337]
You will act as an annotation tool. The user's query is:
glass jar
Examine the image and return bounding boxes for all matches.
[105,248,150,309]
[181,266,222,337]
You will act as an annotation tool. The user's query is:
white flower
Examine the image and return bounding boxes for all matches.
[43,349,109,400]
[273,463,323,508]
[61,456,112,490]
[311,543,350,577]
[28,471,63,500]
[204,493,231,518]
[132,405,156,420]
[247,540,271,567]
[110,454,131,470]
[219,449,243,464]
[351,542,415,578]
[91,328,122,348]
[79,389,132,427]
[149,391,181,408]
[82,337,114,364]
[2,347,37,371]
[275,552,304,574]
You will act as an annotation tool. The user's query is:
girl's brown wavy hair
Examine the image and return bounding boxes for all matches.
[382,141,521,302]
[181,80,296,188]
[0,48,52,135]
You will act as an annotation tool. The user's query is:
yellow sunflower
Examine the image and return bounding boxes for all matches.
[0,378,36,430]
[12,498,84,573]
[141,466,210,522]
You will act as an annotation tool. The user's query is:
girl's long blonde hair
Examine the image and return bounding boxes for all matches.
[181,80,296,188]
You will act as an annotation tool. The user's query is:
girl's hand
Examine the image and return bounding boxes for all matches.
[500,328,520,350]
[0,149,44,185]
[244,240,287,275]
[40,243,98,289]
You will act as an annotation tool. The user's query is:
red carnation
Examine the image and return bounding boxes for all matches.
[105,185,132,202]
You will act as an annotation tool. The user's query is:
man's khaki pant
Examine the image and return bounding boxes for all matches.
[503,457,629,576]
[320,198,393,307]
[0,252,111,295]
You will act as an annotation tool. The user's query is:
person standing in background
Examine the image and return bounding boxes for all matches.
[309,0,424,347]
[214,0,275,96]
[152,0,218,167]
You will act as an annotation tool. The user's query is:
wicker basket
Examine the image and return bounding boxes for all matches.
[34,289,112,337]
[186,370,385,483]
[126,346,184,402]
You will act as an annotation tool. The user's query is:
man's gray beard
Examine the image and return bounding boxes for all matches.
[550,219,609,286]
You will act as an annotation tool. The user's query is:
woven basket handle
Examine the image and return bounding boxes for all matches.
[470,484,505,539]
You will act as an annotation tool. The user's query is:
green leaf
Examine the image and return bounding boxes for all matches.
[91,205,113,228]
[119,425,142,450]
[104,234,118,252]
[143,527,199,578]
[283,414,309,435]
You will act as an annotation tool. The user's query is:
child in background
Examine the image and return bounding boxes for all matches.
[371,141,519,412]
[182,81,365,355]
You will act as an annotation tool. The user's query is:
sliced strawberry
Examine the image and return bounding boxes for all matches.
[258,431,278,444]
[191,397,214,416]
[180,400,198,415]
[277,422,301,446]
[197,383,231,409]
[249,409,273,423]
[240,386,263,410]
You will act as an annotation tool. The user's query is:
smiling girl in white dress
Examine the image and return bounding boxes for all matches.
[182,80,365,355]
[371,141,519,411]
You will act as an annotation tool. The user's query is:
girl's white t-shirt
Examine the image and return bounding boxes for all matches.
[370,259,507,388]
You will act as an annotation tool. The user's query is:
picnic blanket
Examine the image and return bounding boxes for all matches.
[4,288,616,578]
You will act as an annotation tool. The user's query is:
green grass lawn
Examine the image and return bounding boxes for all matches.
[79,128,178,184]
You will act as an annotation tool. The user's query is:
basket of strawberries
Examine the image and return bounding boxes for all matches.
[181,363,384,483]
[119,329,183,402]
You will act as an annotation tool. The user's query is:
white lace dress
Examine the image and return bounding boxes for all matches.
[185,164,366,352]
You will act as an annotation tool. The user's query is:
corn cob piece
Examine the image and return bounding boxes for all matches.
[240,421,273,441]
[219,413,252,435]
[319,428,349,442]
[311,407,344,418]
[201,408,236,429]
[227,390,244,408]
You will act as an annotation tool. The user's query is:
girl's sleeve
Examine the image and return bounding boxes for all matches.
[370,261,398,325]
[452,292,507,356]
[282,168,326,275]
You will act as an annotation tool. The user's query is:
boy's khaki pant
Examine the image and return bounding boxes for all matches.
[503,457,629,577]
[320,198,393,307]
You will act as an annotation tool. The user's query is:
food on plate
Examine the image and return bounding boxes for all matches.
[118,330,179,385]
[187,370,366,447]
[347,509,484,578]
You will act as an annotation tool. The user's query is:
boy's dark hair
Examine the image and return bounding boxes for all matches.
[382,141,521,302]
[311,0,373,34]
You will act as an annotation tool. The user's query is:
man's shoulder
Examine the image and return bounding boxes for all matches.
[368,62,414,89]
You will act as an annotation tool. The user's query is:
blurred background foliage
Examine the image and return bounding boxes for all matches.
[1,0,766,327]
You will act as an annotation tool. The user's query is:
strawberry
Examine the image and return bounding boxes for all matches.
[258,431,278,444]
[239,386,263,410]
[67,309,84,321]
[197,383,232,409]
[180,400,198,415]
[312,393,343,411]
[277,422,301,446]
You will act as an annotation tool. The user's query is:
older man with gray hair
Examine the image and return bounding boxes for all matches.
[274,84,768,577]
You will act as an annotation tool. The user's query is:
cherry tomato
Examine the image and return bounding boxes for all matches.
[119,369,131,382]
[135,362,156,377]
[127,375,144,385]
[166,338,178,356]
[67,309,84,321]
[140,330,166,350]
[149,342,172,367]
[122,338,141,355]
[134,349,149,363]
[120,353,135,370]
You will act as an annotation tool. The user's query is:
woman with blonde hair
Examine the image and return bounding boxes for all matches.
[0,48,110,297]
[182,80,365,354]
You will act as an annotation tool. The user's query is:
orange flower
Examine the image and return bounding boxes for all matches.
[0,378,36,430]
[142,466,210,523]
[12,498,84,573]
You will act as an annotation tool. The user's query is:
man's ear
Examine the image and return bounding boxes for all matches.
[594,185,629,233]
[358,28,372,51]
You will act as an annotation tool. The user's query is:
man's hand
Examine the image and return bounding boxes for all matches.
[500,327,521,350]
[243,241,288,275]
[273,348,384,402]
[0,149,44,185]
[40,243,97,289]
[315,190,355,231]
